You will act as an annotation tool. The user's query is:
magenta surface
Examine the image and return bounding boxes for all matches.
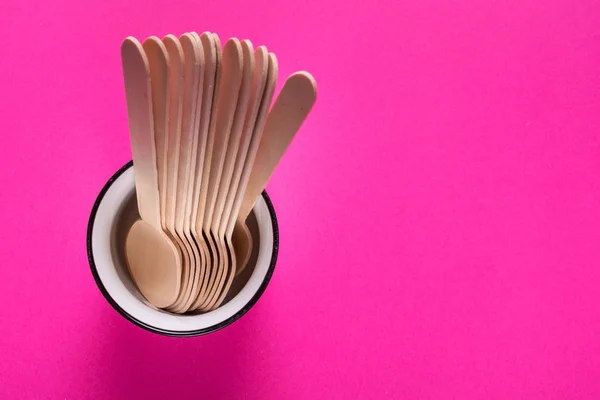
[1,0,600,398]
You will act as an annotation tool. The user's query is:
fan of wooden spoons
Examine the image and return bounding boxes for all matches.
[120,32,317,313]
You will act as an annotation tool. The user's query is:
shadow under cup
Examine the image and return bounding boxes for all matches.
[86,161,279,337]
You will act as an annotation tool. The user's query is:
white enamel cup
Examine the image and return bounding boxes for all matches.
[86,161,279,336]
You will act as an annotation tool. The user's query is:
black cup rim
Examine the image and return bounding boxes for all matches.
[86,161,279,337]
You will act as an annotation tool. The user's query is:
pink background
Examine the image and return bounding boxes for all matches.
[1,0,600,398]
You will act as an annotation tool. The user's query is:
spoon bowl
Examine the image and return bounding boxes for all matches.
[125,219,181,308]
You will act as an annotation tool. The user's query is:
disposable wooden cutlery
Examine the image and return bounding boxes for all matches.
[120,32,317,314]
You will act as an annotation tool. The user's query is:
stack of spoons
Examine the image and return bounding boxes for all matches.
[121,32,316,314]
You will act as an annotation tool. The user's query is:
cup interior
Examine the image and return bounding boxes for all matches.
[87,162,278,336]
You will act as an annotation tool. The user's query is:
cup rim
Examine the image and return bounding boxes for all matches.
[86,161,279,337]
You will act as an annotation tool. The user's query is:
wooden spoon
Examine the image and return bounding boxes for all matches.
[188,32,219,311]
[210,46,269,309]
[195,38,243,312]
[220,46,268,236]
[178,32,207,313]
[168,33,204,313]
[203,39,255,311]
[122,37,181,308]
[224,52,278,277]
[232,71,318,274]
[159,35,197,313]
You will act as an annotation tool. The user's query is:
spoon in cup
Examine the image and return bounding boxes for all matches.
[121,37,182,309]
[232,71,318,275]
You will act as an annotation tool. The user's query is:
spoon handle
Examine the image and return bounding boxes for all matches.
[204,38,243,228]
[121,37,161,229]
[142,37,170,229]
[238,71,317,220]
[222,46,269,236]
